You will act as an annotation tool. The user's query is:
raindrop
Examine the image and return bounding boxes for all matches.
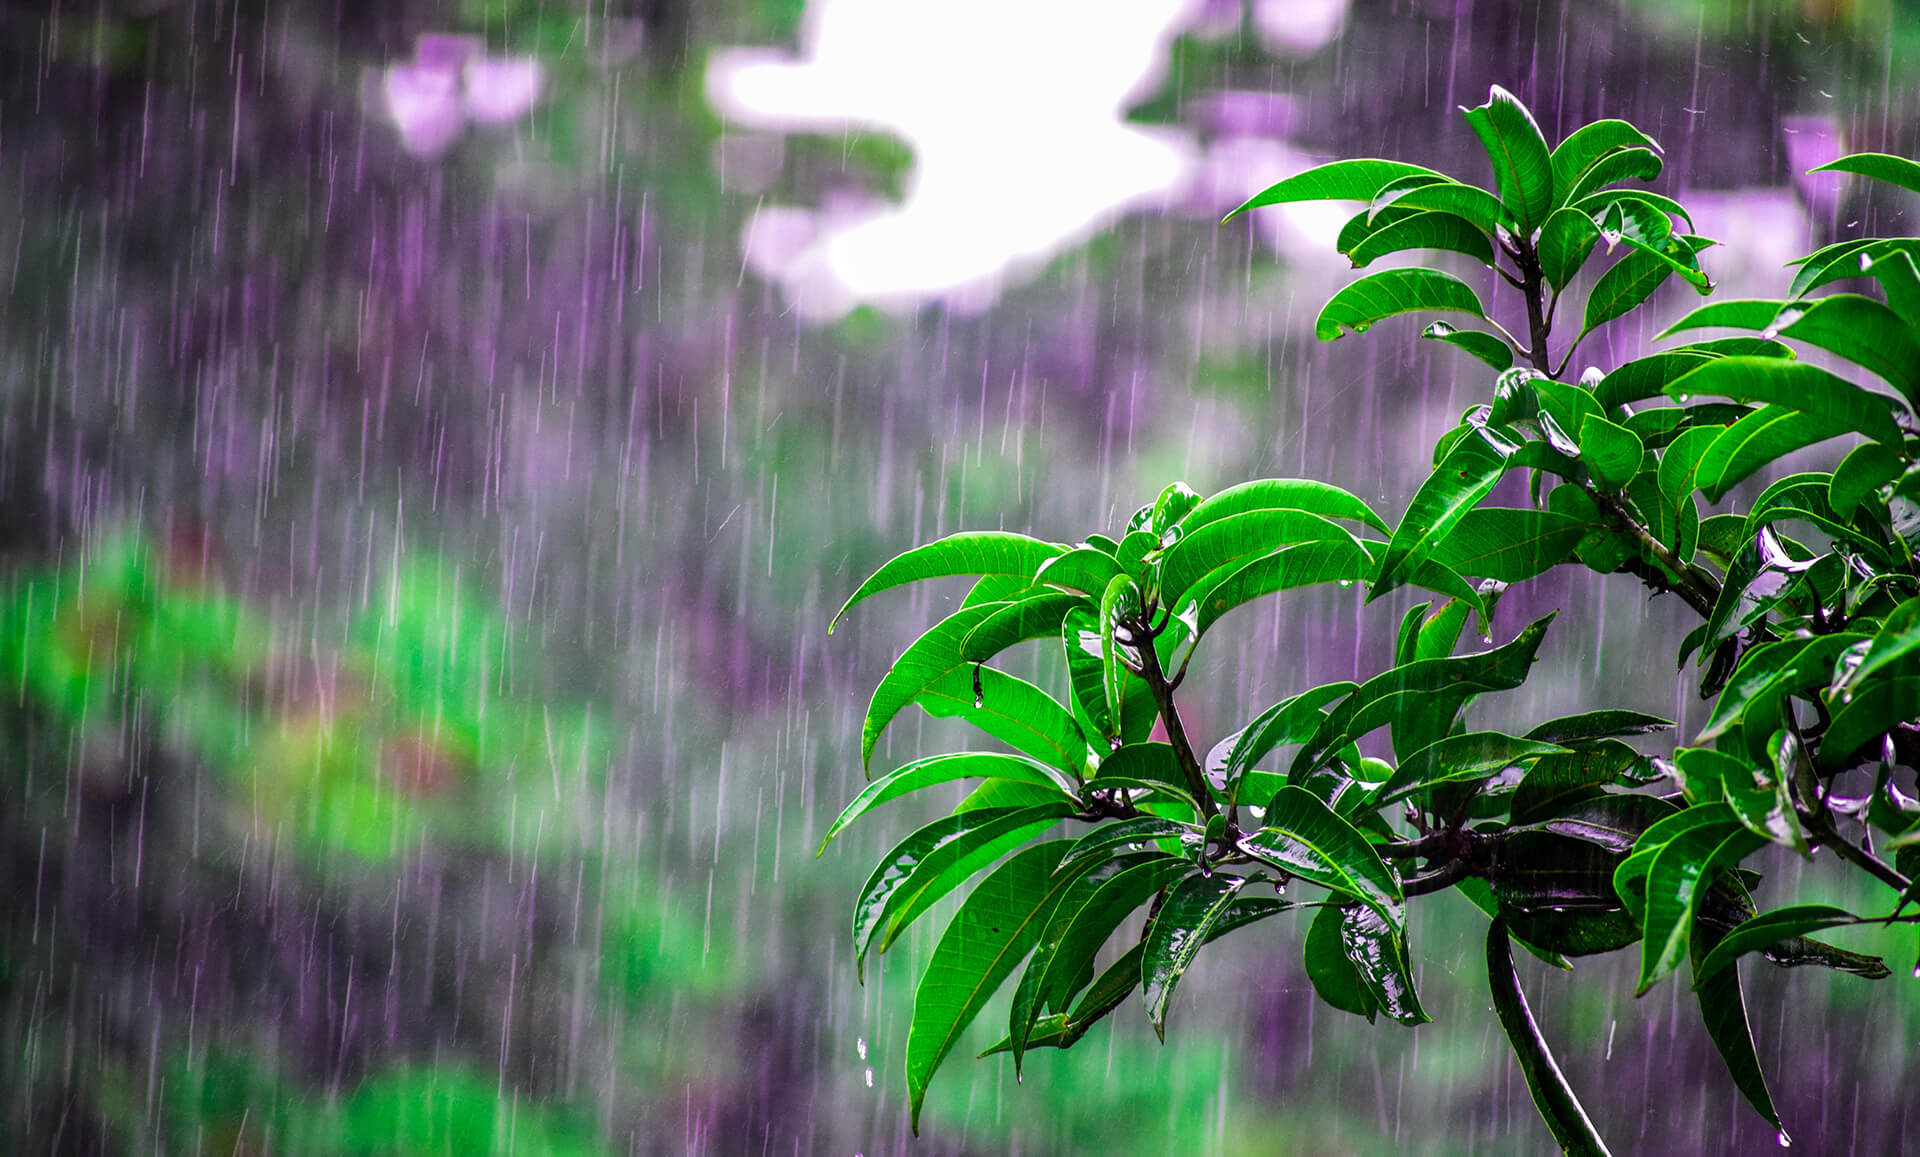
[1777,1129,1793,1148]
[1336,579,1354,588]
[865,1068,875,1088]
[857,1037,867,1061]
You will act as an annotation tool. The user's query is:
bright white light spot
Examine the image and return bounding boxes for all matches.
[1253,0,1348,55]
[383,55,466,160]
[708,0,1204,318]
[463,56,544,125]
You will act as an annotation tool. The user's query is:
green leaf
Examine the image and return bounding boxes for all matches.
[1033,546,1127,596]
[918,664,1091,776]
[1789,237,1920,297]
[1236,786,1404,928]
[959,592,1085,663]
[1005,854,1147,1070]
[1290,614,1555,779]
[1179,477,1391,536]
[1091,743,1204,815]
[1223,159,1446,221]
[1819,676,1920,771]
[853,806,1068,980]
[1537,206,1600,290]
[1422,320,1515,370]
[1347,210,1494,267]
[1366,731,1571,810]
[863,603,1008,769]
[1593,352,1714,410]
[1561,146,1663,206]
[1838,597,1920,691]
[1029,855,1191,1018]
[1577,413,1645,492]
[1675,747,1806,855]
[1504,790,1681,856]
[1429,507,1586,582]
[1486,921,1614,1156]
[1829,441,1906,520]
[1156,509,1358,608]
[1372,180,1509,235]
[1304,903,1378,1020]
[1524,710,1672,746]
[873,802,1078,957]
[1809,151,1920,195]
[1315,268,1490,342]
[1656,298,1787,338]
[1461,85,1554,229]
[1667,356,1904,447]
[1414,598,1475,660]
[820,753,1077,854]
[1581,247,1676,336]
[1509,742,1646,824]
[1863,247,1920,330]
[1768,294,1920,406]
[1149,482,1203,535]
[1690,920,1786,1140]
[1099,575,1143,732]
[1172,540,1373,647]
[1142,872,1253,1038]
[1550,119,1661,201]
[1694,904,1868,985]
[1370,426,1517,599]
[1061,818,1202,873]
[832,532,1062,633]
[1694,406,1850,502]
[1337,903,1430,1024]
[906,840,1081,1133]
[1635,822,1765,994]
[1209,682,1359,803]
[1574,188,1693,230]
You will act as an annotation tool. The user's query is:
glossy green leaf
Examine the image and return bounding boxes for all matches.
[1142,872,1252,1038]
[1461,85,1554,229]
[1829,441,1906,520]
[1034,546,1128,596]
[1863,247,1920,330]
[1223,159,1445,221]
[1577,413,1644,492]
[959,592,1085,663]
[1838,597,1920,691]
[1809,151,1920,195]
[1371,180,1508,234]
[1550,119,1661,199]
[1505,791,1681,856]
[1005,854,1144,1070]
[1656,297,1786,338]
[1694,904,1867,985]
[1347,210,1495,266]
[1033,855,1192,1017]
[831,532,1062,633]
[873,802,1076,958]
[1315,268,1489,342]
[1561,146,1662,206]
[863,603,1007,769]
[1666,356,1904,446]
[1676,747,1806,855]
[1371,425,1517,599]
[1429,507,1587,582]
[1581,247,1675,336]
[1098,575,1143,731]
[906,840,1081,1133]
[1236,786,1403,928]
[1635,821,1764,994]
[820,753,1077,854]
[1209,682,1358,803]
[1789,238,1920,297]
[1178,477,1391,536]
[1524,710,1673,746]
[1172,540,1373,647]
[1593,352,1714,410]
[1694,405,1849,502]
[1304,902,1378,1019]
[1509,742,1644,824]
[1060,818,1202,872]
[1336,903,1429,1024]
[1690,920,1785,1140]
[1156,508,1358,608]
[1290,614,1556,780]
[1819,676,1920,771]
[1769,294,1920,405]
[1422,320,1516,370]
[1091,743,1202,815]
[1536,205,1600,290]
[1149,482,1203,535]
[918,664,1091,777]
[1486,921,1613,1156]
[1366,731,1570,810]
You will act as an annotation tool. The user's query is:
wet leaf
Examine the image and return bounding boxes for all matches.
[958,591,1085,663]
[906,840,1082,1133]
[1523,710,1673,747]
[916,663,1090,777]
[1549,118,1662,200]
[1667,356,1904,447]
[1371,180,1508,234]
[1156,508,1358,608]
[1829,441,1906,520]
[820,752,1078,854]
[1175,477,1391,536]
[1430,507,1587,582]
[1693,904,1870,984]
[1304,902,1377,1020]
[1347,210,1495,266]
[1370,426,1516,599]
[1690,920,1786,1139]
[1809,151,1920,196]
[1635,820,1764,994]
[1337,903,1428,1025]
[1461,85,1554,229]
[1536,206,1599,289]
[831,532,1062,633]
[1366,731,1570,811]
[1236,786,1403,928]
[1223,159,1444,220]
[1142,872,1251,1038]
[1694,405,1849,502]
[1208,681,1357,803]
[1314,268,1490,342]
[1486,920,1614,1156]
[1577,413,1644,492]
[1422,320,1515,370]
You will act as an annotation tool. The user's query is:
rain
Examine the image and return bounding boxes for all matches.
[0,1,1915,1154]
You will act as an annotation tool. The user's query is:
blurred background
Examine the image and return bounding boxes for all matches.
[1,0,1916,1153]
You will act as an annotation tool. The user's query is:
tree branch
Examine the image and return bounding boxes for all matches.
[1133,622,1218,820]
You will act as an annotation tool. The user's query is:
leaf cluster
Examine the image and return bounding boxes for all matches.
[828,90,1920,1148]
